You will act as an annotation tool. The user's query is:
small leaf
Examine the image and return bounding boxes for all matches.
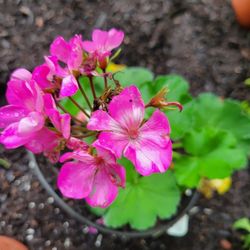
[233,218,250,233]
[0,158,11,169]
[244,78,250,86]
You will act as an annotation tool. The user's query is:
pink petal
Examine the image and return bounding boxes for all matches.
[50,36,70,63]
[60,150,94,163]
[0,105,28,128]
[96,132,128,158]
[108,85,145,130]
[86,168,118,208]
[60,113,71,139]
[92,29,108,49]
[124,140,172,176]
[6,79,44,112]
[59,75,79,97]
[6,79,34,109]
[45,56,67,77]
[105,29,124,51]
[25,128,59,153]
[140,109,171,147]
[0,123,31,149]
[32,64,52,89]
[11,68,32,81]
[44,94,57,111]
[57,161,95,199]
[87,110,120,131]
[66,137,89,151]
[82,41,96,53]
[17,111,45,136]
[94,140,117,163]
[106,162,126,188]
[68,35,83,70]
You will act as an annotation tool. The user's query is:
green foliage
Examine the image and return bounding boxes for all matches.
[233,218,250,249]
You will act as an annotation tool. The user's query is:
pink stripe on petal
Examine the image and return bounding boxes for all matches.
[57,162,95,199]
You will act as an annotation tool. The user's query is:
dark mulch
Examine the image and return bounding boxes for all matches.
[0,0,249,249]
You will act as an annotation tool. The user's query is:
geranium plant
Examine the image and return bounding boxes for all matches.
[1,28,249,231]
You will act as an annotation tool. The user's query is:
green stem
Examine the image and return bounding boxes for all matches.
[103,69,108,89]
[0,158,11,169]
[72,132,97,138]
[68,97,90,118]
[77,78,93,110]
[88,76,97,99]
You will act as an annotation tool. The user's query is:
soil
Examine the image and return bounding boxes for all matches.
[0,0,250,249]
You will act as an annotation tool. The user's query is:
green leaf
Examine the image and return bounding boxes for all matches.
[233,218,250,233]
[114,67,154,87]
[167,102,194,140]
[174,156,200,188]
[103,171,181,230]
[191,94,250,155]
[174,128,248,187]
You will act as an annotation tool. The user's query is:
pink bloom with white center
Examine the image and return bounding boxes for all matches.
[33,35,84,98]
[87,85,172,176]
[0,69,55,152]
[82,28,124,68]
[57,143,126,208]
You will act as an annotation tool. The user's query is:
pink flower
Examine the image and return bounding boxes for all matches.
[57,143,126,208]
[82,28,124,68]
[0,69,47,150]
[43,94,71,139]
[33,35,84,98]
[87,86,172,176]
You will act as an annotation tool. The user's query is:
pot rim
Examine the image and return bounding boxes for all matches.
[27,151,200,238]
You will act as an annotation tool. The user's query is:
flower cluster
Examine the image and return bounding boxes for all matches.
[0,28,180,208]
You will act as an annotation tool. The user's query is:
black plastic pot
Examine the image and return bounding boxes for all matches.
[28,151,199,238]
